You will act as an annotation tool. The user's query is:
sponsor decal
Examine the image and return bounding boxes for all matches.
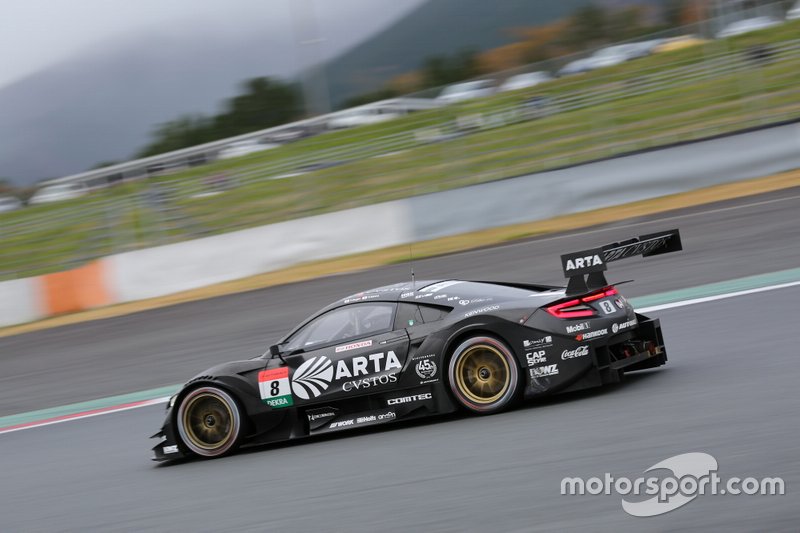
[612,318,638,334]
[433,294,448,300]
[459,300,470,306]
[414,293,433,300]
[387,393,432,405]
[526,350,547,366]
[163,445,179,455]
[415,359,438,380]
[308,410,336,422]
[561,248,607,276]
[290,357,334,400]
[330,411,396,430]
[421,280,463,293]
[400,292,414,299]
[342,373,398,392]
[291,352,403,399]
[576,329,607,341]
[335,339,373,353]
[530,364,559,378]
[566,322,589,334]
[614,298,625,309]
[523,336,553,349]
[367,285,410,293]
[447,296,460,301]
[565,255,603,271]
[334,351,401,379]
[464,305,500,317]
[561,346,589,360]
[259,367,295,407]
[343,293,380,304]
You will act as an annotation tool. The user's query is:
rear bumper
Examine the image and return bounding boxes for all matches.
[601,314,667,374]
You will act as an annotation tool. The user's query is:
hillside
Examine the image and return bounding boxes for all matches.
[323,0,595,106]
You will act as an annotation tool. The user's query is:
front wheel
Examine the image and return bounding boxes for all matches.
[448,336,520,414]
[176,386,244,458]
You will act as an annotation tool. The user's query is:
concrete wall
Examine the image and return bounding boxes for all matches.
[0,279,42,328]
[107,201,412,302]
[406,122,800,240]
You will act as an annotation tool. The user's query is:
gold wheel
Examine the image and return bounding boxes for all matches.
[449,336,519,413]
[177,387,242,457]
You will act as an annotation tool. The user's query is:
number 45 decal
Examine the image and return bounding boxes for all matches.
[258,368,294,408]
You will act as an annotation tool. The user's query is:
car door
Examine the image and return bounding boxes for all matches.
[259,303,410,408]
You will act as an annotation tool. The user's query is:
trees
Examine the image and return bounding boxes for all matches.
[137,77,303,158]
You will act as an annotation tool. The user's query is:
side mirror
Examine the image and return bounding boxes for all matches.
[269,344,281,357]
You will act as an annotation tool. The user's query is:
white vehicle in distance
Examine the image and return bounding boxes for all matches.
[498,72,553,92]
[590,44,637,68]
[327,107,403,129]
[558,57,595,76]
[28,182,87,205]
[0,196,22,213]
[436,80,495,105]
[716,16,782,38]
[217,139,279,160]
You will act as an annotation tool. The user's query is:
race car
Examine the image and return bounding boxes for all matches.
[152,229,682,461]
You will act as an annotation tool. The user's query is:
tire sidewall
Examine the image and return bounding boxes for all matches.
[447,335,520,414]
[176,386,243,458]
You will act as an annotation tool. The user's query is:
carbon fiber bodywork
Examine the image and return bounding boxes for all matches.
[152,278,667,461]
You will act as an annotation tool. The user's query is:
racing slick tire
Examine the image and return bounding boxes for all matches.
[176,386,244,458]
[447,336,520,414]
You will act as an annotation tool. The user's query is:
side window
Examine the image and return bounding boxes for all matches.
[394,303,451,329]
[419,305,450,323]
[285,303,396,352]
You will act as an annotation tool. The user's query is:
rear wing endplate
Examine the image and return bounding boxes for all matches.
[560,229,682,296]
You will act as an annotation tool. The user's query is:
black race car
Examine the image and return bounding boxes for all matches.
[152,229,681,461]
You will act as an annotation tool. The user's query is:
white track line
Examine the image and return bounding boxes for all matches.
[638,280,800,313]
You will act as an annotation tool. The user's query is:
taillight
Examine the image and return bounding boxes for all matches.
[545,287,618,319]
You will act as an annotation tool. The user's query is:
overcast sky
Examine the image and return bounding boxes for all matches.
[0,0,426,89]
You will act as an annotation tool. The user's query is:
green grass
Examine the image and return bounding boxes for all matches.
[3,21,800,280]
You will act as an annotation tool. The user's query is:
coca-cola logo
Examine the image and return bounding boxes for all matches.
[561,346,589,360]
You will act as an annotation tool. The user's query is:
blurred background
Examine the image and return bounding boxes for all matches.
[1,0,799,284]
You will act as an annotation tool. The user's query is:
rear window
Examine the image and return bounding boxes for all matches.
[394,303,451,329]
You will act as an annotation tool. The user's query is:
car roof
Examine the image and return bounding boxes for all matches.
[279,279,565,344]
[336,279,561,306]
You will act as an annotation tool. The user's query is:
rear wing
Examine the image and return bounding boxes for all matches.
[560,229,682,296]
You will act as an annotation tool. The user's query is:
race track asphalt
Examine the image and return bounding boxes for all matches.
[1,187,799,417]
[0,287,797,531]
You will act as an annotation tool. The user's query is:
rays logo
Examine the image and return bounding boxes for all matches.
[291,356,334,400]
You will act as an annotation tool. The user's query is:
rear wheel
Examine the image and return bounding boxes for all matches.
[176,386,243,458]
[448,336,520,414]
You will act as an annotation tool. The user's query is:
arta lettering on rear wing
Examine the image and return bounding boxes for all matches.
[560,229,682,296]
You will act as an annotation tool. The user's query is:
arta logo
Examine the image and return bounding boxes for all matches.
[291,356,334,399]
